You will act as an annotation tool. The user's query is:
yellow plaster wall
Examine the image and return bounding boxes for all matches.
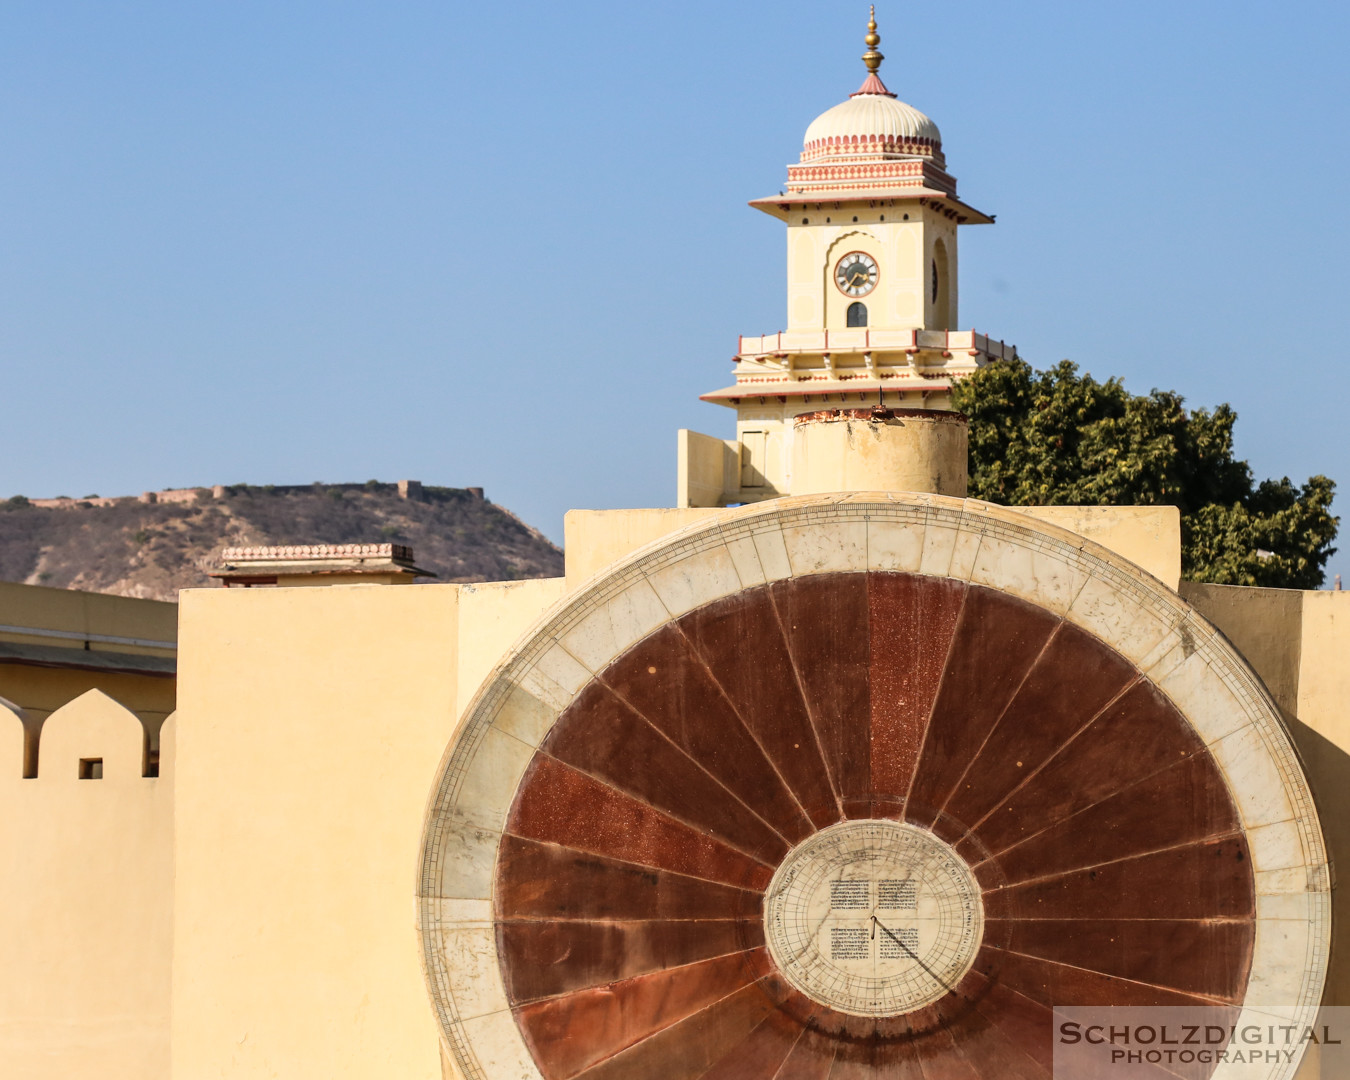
[1180,583,1350,1018]
[0,580,177,655]
[0,690,173,1080]
[564,508,723,589]
[1014,505,1182,590]
[171,578,566,1080]
[731,407,792,498]
[1297,591,1350,739]
[1,696,24,757]
[454,579,568,717]
[736,419,789,497]
[784,211,942,332]
[1176,582,1303,716]
[887,221,922,327]
[787,225,821,330]
[924,214,957,330]
[0,663,175,732]
[1294,590,1350,1015]
[565,504,1181,592]
[676,429,737,508]
[172,584,457,1080]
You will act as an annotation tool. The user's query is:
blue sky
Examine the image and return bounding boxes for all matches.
[1,1,1347,584]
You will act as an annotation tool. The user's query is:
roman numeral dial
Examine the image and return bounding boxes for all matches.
[835,251,879,297]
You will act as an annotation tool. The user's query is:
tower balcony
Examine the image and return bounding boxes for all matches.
[736,328,1015,359]
[700,328,1017,408]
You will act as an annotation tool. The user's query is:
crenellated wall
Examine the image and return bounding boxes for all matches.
[0,690,174,1080]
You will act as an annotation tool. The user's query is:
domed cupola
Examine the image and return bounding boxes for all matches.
[780,7,960,199]
[802,95,943,166]
[801,9,944,167]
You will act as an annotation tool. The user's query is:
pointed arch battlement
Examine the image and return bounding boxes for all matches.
[38,689,145,782]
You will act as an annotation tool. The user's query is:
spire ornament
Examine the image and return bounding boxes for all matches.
[862,5,884,73]
[851,6,895,97]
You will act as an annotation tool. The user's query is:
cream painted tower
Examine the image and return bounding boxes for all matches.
[678,9,1016,506]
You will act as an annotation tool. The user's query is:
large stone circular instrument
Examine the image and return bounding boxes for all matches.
[418,495,1329,1080]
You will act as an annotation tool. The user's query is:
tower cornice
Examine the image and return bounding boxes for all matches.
[748,191,993,225]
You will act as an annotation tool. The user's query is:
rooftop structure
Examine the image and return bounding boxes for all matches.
[210,543,437,587]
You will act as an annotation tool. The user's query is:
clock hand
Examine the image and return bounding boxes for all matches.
[870,915,955,996]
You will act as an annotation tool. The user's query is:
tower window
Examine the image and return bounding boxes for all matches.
[78,758,103,780]
[931,259,939,303]
[847,302,868,327]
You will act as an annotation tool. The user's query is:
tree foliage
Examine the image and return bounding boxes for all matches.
[950,359,1338,588]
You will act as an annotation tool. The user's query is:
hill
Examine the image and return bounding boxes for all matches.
[0,481,563,601]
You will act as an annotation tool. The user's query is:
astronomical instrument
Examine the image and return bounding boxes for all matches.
[419,496,1329,1080]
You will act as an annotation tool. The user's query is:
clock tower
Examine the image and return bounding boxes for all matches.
[679,8,1016,506]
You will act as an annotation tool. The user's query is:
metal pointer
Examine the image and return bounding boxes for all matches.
[870,914,955,995]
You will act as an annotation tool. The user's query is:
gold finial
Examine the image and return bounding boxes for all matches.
[862,5,884,73]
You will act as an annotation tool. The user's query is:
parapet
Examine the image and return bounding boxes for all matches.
[37,688,146,781]
[210,543,438,587]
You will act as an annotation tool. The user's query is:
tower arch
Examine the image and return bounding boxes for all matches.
[823,230,882,330]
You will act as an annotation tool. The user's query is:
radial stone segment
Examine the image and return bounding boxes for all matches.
[419,495,1329,1080]
[765,820,982,1016]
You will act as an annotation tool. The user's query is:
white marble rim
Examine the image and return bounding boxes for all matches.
[417,492,1331,1080]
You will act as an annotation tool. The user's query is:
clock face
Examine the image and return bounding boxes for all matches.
[835,251,878,296]
[764,820,983,1017]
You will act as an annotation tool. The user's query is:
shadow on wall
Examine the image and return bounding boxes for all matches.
[1179,583,1346,1009]
[1286,715,1350,1008]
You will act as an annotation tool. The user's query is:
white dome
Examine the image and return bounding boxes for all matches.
[802,92,941,161]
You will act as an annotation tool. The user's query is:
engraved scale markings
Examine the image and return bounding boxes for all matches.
[764,819,983,1016]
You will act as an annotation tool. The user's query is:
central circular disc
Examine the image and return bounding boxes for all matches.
[764,819,984,1017]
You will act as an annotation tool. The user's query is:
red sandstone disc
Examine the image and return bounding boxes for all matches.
[418,497,1329,1080]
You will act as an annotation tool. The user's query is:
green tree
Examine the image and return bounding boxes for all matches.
[950,359,1338,588]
